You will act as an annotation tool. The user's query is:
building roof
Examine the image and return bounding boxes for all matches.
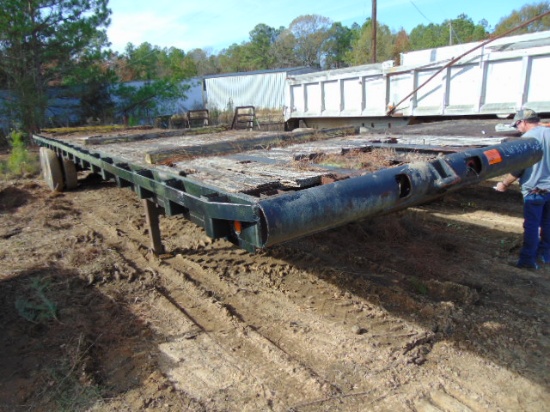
[202,66,318,80]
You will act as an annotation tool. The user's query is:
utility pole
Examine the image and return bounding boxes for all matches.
[372,0,377,63]
[449,21,452,46]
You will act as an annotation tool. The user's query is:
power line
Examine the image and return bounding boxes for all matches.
[450,22,463,44]
[411,1,462,46]
[409,0,433,24]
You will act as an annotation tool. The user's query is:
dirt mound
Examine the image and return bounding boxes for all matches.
[0,184,35,212]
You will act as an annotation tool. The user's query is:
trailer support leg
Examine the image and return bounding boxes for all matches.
[143,199,165,255]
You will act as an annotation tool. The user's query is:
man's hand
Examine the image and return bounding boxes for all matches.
[495,181,509,192]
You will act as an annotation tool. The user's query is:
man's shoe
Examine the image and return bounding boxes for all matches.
[517,261,540,270]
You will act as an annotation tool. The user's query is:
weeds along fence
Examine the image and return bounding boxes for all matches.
[0,67,315,135]
[208,107,285,131]
[0,78,205,135]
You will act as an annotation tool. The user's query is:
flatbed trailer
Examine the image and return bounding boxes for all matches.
[33,124,542,254]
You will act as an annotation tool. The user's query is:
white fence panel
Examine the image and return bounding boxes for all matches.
[447,64,481,113]
[481,59,523,113]
[323,80,340,114]
[342,78,362,114]
[363,75,386,115]
[526,54,550,112]
[388,73,414,115]
[305,83,321,114]
[415,69,446,114]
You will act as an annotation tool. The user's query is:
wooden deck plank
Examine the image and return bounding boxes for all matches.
[43,123,508,194]
[144,127,357,164]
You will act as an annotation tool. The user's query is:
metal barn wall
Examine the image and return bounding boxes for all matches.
[0,88,81,134]
[204,68,316,111]
[157,78,204,114]
[0,78,204,132]
[205,72,286,111]
[111,78,204,117]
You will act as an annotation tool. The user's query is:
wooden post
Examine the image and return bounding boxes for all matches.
[143,199,165,255]
[372,0,377,63]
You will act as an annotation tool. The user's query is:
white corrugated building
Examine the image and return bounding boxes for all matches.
[203,67,318,111]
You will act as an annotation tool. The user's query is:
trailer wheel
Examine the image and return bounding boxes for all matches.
[39,147,64,192]
[62,158,78,190]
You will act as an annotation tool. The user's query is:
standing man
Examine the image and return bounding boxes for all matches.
[495,108,550,269]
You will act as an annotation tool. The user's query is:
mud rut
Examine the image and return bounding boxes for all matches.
[1,175,549,411]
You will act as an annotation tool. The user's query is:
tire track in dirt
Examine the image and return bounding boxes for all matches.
[68,180,550,411]
[73,188,428,408]
[75,190,343,408]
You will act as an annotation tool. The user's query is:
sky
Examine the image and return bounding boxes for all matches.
[106,0,533,54]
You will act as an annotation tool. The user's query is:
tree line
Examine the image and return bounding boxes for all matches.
[1,0,549,135]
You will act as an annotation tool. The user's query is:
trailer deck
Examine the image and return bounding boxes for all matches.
[34,121,542,253]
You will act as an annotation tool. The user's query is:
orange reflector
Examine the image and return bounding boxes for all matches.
[234,221,242,234]
[483,149,502,165]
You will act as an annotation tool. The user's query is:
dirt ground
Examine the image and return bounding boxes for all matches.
[1,145,549,410]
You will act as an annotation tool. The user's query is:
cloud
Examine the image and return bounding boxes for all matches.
[107,0,250,52]
[107,11,189,52]
[105,0,512,54]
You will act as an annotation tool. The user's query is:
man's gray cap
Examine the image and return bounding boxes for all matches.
[511,108,540,127]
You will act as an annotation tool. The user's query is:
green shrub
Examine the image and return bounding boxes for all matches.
[0,159,8,175]
[1,131,40,177]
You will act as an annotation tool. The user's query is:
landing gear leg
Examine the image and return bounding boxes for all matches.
[143,199,166,256]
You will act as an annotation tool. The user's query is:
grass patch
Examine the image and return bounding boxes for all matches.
[46,350,104,411]
[27,334,104,411]
[15,276,58,323]
[12,276,105,410]
[409,276,428,295]
[295,147,430,172]
[41,124,135,136]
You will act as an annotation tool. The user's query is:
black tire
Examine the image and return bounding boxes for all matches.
[39,147,64,192]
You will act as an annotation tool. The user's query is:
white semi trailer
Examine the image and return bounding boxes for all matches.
[284,31,550,129]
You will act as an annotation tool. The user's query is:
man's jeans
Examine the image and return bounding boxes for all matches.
[519,191,550,265]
